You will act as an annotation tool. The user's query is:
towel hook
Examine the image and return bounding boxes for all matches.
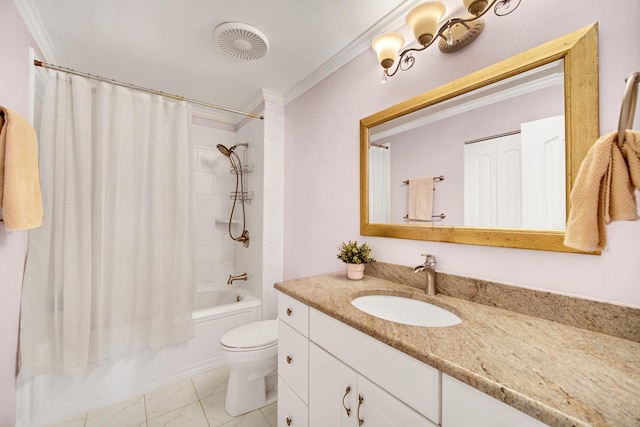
[617,71,640,148]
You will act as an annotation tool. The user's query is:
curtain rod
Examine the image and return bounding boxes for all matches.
[34,60,263,120]
[369,142,389,149]
[464,130,520,145]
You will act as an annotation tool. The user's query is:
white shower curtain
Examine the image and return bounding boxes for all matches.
[20,71,194,376]
[369,144,391,223]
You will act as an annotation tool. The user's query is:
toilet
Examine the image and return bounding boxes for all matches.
[220,319,278,416]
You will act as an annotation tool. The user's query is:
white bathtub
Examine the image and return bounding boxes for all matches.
[193,287,260,321]
[18,287,261,427]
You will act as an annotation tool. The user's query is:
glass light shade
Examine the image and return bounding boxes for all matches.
[463,0,488,15]
[371,33,405,69]
[406,1,446,45]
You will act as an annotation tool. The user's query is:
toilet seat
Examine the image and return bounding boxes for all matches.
[221,319,277,351]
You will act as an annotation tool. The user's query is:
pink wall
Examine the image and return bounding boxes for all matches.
[284,0,640,307]
[0,0,42,424]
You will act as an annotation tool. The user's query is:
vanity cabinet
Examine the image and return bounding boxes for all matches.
[442,374,547,427]
[309,342,436,427]
[277,290,439,427]
[309,309,440,424]
[277,291,548,427]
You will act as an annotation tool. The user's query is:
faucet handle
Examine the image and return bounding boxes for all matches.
[420,254,436,265]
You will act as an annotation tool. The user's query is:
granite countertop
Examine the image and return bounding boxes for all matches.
[274,272,640,427]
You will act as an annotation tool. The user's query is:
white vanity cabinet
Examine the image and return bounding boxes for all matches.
[442,374,547,427]
[276,291,548,427]
[309,309,441,425]
[309,343,436,427]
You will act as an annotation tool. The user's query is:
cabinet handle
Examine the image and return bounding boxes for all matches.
[342,385,352,417]
[357,394,364,426]
[286,355,292,364]
[286,416,292,426]
[286,308,292,316]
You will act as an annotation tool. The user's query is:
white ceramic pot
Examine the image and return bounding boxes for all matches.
[345,263,365,280]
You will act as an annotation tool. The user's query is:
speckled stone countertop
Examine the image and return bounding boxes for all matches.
[274,272,640,427]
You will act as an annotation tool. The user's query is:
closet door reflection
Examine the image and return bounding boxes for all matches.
[521,115,566,230]
[464,132,521,228]
[463,115,565,229]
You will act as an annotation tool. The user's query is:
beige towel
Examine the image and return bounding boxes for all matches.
[408,176,434,221]
[564,130,640,251]
[0,106,43,230]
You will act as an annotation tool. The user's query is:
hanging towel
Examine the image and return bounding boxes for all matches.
[408,176,434,221]
[0,106,43,230]
[564,130,640,251]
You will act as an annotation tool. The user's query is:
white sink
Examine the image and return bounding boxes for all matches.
[351,295,461,327]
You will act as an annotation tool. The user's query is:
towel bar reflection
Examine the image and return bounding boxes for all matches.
[404,213,446,220]
[617,71,640,148]
[403,175,444,185]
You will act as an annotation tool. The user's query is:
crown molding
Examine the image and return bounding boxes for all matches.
[283,0,424,105]
[13,0,60,63]
[262,89,284,106]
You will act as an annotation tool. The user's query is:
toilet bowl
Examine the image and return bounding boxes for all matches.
[220,319,278,416]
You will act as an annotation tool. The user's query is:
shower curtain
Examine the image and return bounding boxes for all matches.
[369,144,391,223]
[19,71,194,376]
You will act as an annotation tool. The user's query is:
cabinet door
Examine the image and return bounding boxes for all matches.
[442,374,547,427]
[357,375,437,427]
[309,343,357,427]
[278,377,309,427]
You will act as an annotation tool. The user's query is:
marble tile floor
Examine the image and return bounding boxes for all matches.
[50,366,277,427]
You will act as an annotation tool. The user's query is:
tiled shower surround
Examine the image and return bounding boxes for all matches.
[192,120,238,289]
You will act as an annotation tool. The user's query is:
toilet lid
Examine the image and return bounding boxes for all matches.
[221,319,278,349]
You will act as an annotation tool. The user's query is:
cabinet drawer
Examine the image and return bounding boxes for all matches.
[279,320,309,403]
[278,292,309,337]
[310,308,440,424]
[278,377,309,427]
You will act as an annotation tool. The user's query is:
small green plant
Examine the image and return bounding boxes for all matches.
[336,240,375,264]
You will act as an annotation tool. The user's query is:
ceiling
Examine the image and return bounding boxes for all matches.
[16,0,456,121]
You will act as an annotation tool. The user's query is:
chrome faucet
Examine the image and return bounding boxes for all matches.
[414,254,437,296]
[227,272,247,285]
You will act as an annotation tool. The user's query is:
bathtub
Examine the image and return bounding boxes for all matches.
[193,286,261,321]
[18,287,262,427]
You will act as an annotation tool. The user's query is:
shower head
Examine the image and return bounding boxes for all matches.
[216,144,232,157]
[216,143,249,157]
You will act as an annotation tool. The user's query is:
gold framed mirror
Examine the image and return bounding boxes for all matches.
[360,24,599,253]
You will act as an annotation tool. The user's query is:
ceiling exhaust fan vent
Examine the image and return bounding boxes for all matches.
[214,22,270,61]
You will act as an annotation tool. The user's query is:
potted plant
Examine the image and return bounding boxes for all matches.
[336,240,375,280]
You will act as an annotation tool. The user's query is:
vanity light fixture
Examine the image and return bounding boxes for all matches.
[372,0,522,82]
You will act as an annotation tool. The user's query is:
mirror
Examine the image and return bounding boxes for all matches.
[360,24,599,253]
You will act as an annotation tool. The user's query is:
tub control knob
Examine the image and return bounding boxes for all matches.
[286,355,293,364]
[286,308,292,316]
[286,417,292,426]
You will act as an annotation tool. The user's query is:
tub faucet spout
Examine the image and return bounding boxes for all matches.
[227,273,247,285]
[414,254,437,296]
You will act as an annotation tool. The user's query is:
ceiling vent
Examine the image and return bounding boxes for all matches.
[214,22,270,61]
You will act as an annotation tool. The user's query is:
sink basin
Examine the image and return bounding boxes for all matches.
[351,295,461,327]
